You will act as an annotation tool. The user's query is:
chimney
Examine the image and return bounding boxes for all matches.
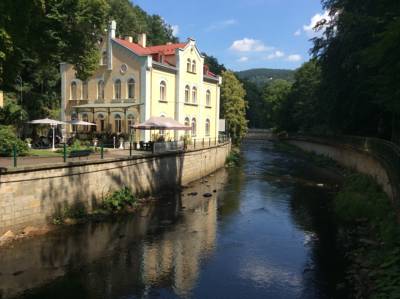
[138,33,147,48]
[124,36,133,43]
[109,20,116,39]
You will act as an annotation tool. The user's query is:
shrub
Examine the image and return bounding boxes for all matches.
[226,147,241,167]
[103,187,136,212]
[0,125,29,156]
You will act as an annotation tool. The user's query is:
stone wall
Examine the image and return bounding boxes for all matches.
[287,139,394,202]
[0,143,231,234]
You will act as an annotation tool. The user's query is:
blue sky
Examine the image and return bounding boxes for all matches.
[133,0,325,71]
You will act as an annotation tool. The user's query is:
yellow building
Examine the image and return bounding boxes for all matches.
[60,21,221,141]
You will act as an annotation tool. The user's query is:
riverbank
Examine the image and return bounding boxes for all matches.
[278,140,400,298]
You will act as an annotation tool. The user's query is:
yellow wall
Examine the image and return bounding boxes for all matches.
[150,68,176,118]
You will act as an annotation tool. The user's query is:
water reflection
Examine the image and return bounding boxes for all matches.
[0,171,227,299]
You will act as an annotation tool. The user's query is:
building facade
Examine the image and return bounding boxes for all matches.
[60,21,221,141]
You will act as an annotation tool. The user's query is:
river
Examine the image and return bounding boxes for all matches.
[0,140,346,299]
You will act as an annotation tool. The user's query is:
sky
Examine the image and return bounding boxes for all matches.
[133,0,326,71]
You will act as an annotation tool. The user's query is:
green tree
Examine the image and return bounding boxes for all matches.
[262,79,292,128]
[312,0,400,142]
[242,79,265,128]
[220,71,248,144]
[202,53,226,76]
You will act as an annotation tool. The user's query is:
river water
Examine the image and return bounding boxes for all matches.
[0,141,345,299]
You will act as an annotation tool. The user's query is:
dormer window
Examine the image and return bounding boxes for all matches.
[192,60,196,73]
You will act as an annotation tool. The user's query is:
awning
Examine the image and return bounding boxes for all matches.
[72,103,142,109]
[132,116,191,130]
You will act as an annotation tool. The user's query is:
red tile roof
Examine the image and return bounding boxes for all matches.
[114,38,187,56]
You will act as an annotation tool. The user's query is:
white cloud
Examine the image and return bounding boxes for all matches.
[303,11,331,37]
[237,56,249,63]
[287,54,302,62]
[266,50,285,60]
[293,29,301,37]
[206,19,238,32]
[171,25,179,36]
[230,38,272,52]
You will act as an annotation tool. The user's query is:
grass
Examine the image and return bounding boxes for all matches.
[225,147,241,167]
[28,149,63,157]
[334,173,400,298]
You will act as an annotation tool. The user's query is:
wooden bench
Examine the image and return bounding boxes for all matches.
[68,150,92,158]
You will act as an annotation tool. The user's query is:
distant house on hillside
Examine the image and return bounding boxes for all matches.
[60,21,221,141]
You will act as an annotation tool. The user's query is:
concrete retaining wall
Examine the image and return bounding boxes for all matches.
[0,143,231,234]
[287,139,394,201]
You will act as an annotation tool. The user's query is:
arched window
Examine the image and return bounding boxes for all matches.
[115,114,122,133]
[192,60,196,73]
[127,114,134,133]
[97,80,104,100]
[71,112,78,132]
[102,51,107,65]
[82,113,89,132]
[71,82,77,100]
[97,113,105,132]
[192,87,197,104]
[191,118,197,137]
[127,78,135,99]
[184,117,190,136]
[160,81,166,101]
[206,90,211,106]
[82,81,88,100]
[187,59,191,72]
[185,85,190,103]
[114,79,121,99]
[205,119,210,136]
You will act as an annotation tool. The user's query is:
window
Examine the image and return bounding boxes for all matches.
[160,81,166,101]
[185,85,190,103]
[71,112,78,132]
[97,80,104,100]
[114,79,121,99]
[192,87,197,104]
[205,119,210,136]
[71,82,77,100]
[97,114,105,132]
[82,81,88,100]
[184,117,190,136]
[102,51,107,65]
[206,90,211,106]
[187,59,191,72]
[127,114,134,133]
[192,60,196,73]
[115,114,122,133]
[128,78,135,99]
[82,113,89,132]
[191,118,197,136]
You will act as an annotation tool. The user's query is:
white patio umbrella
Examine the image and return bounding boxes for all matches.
[67,120,97,126]
[27,118,67,151]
